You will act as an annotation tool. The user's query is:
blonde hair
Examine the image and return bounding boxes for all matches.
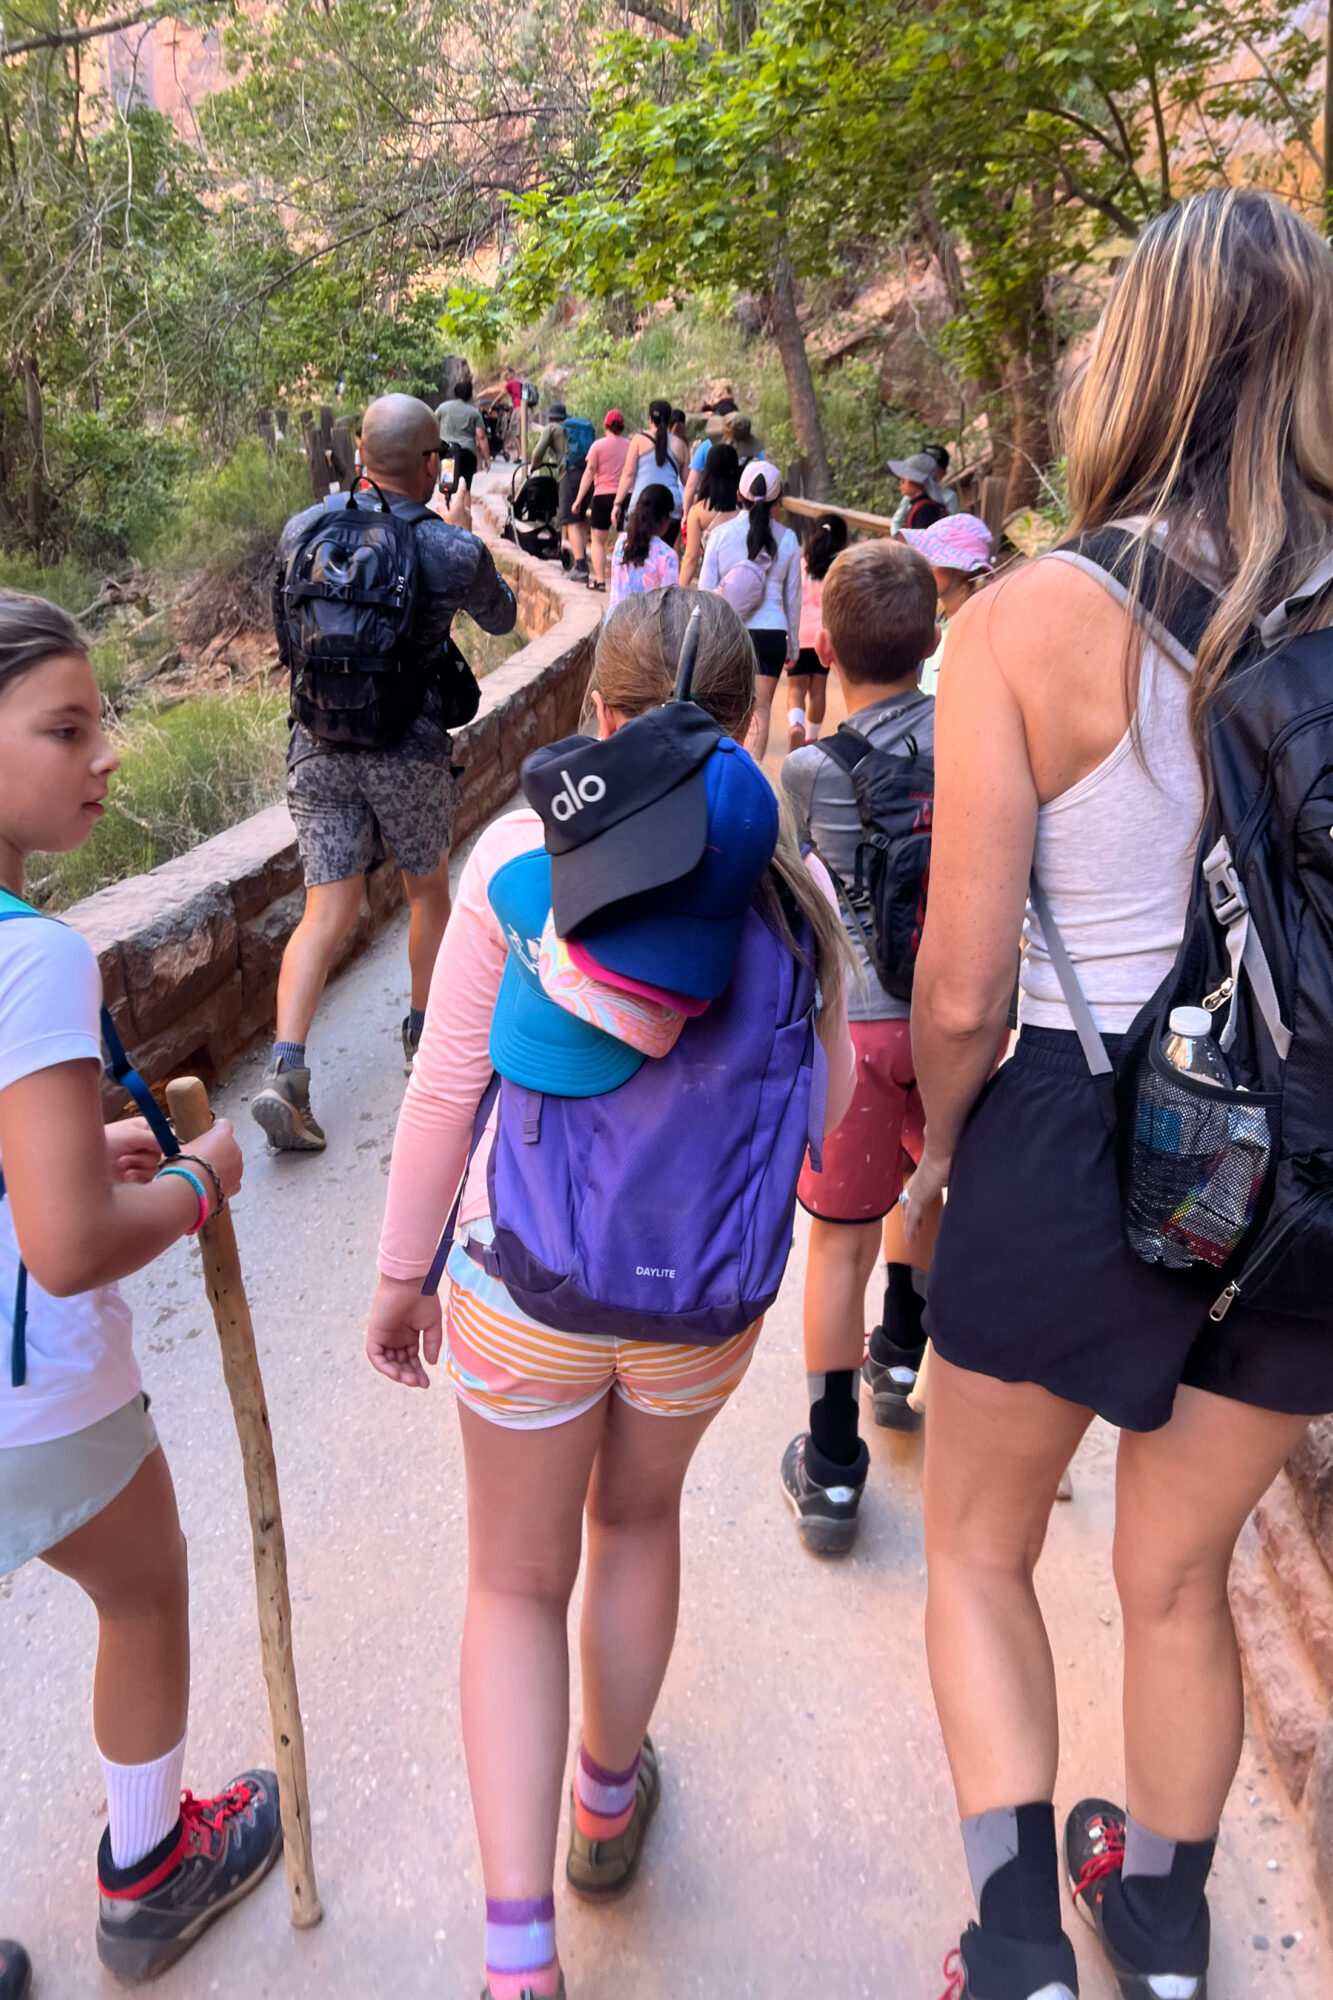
[588,589,849,1033]
[1063,188,1333,738]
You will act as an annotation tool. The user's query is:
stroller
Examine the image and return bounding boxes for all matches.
[503,464,562,562]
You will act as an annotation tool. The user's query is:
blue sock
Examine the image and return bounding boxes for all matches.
[408,1007,425,1042]
[272,1040,306,1070]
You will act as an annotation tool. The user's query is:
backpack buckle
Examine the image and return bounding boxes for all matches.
[1203,839,1247,927]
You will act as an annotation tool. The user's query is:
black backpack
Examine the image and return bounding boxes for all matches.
[1034,526,1333,1326]
[815,703,934,1001]
[282,484,478,749]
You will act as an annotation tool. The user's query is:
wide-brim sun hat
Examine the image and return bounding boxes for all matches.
[740,460,781,504]
[538,916,688,1058]
[901,511,995,573]
[488,851,645,1097]
[887,453,947,503]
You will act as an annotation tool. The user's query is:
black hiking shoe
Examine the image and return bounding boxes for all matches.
[96,1769,283,1982]
[0,1941,31,2000]
[1065,1799,1208,1999]
[939,1924,1078,1999]
[780,1431,868,1555]
[250,1059,326,1153]
[401,1014,421,1074]
[862,1329,924,1430]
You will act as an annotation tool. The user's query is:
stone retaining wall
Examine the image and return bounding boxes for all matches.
[1232,1431,1333,1918]
[68,522,599,1092]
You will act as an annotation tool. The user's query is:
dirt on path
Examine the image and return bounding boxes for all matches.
[3,821,1331,2000]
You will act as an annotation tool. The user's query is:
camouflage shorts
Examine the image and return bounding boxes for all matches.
[286,716,464,885]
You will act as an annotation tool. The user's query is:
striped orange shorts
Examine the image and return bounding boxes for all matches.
[444,1227,761,1431]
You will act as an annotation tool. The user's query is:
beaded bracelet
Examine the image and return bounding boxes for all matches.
[155,1163,209,1236]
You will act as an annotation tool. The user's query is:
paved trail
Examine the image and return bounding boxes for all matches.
[4,825,1331,1998]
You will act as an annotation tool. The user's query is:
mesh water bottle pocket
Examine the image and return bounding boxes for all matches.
[1124,1066,1273,1270]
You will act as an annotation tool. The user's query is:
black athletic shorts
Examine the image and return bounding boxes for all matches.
[927,1026,1333,1430]
[794,645,827,677]
[556,467,582,527]
[662,516,682,550]
[447,445,477,489]
[750,628,788,677]
[589,493,615,533]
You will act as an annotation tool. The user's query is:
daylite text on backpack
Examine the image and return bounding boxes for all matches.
[1034,525,1333,1325]
[816,710,934,1001]
[280,486,479,749]
[425,902,828,1345]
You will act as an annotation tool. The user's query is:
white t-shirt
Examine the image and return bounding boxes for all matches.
[0,914,139,1448]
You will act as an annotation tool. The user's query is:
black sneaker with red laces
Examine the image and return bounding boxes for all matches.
[0,1940,31,2000]
[96,1769,283,1983]
[1064,1798,1208,2000]
[938,1923,1078,1999]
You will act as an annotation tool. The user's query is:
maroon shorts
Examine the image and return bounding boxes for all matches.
[798,1018,924,1224]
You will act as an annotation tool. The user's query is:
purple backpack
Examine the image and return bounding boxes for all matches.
[428,903,827,1345]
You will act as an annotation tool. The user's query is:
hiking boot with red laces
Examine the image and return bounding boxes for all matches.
[1064,1799,1208,2000]
[96,1769,283,1982]
[938,1924,1078,1999]
[0,1940,31,2000]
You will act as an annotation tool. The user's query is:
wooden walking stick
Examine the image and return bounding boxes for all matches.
[167,1076,323,1930]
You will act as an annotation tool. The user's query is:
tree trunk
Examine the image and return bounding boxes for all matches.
[999,298,1058,515]
[22,349,45,548]
[767,254,833,500]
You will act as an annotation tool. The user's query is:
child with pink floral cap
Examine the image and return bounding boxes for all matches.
[901,512,995,696]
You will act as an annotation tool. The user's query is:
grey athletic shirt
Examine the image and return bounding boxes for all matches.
[781,688,934,1022]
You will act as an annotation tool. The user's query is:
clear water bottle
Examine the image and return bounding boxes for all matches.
[1162,1005,1232,1089]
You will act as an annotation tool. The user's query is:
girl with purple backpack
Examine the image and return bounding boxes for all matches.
[367,588,855,2000]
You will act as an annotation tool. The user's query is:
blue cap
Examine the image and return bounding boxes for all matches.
[488,850,646,1097]
[574,740,778,1001]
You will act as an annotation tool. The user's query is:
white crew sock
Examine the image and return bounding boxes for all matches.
[807,720,822,740]
[100,1733,186,1869]
[787,706,805,731]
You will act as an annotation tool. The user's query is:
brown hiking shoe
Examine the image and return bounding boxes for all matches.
[565,1736,659,1900]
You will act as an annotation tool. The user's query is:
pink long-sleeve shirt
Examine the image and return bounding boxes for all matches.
[378,805,857,1280]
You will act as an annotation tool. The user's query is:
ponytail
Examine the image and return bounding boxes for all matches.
[804,513,848,581]
[623,483,673,565]
[647,397,672,467]
[746,495,777,563]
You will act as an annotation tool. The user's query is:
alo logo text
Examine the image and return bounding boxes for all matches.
[551,770,608,821]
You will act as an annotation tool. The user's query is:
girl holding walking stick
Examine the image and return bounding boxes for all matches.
[0,593,283,1993]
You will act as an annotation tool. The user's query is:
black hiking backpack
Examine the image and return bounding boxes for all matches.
[281,484,437,750]
[1033,525,1333,1327]
[816,702,934,1001]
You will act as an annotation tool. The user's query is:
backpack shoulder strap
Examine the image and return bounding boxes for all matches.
[816,724,875,775]
[1041,525,1216,675]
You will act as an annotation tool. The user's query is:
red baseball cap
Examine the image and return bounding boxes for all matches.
[604,409,624,428]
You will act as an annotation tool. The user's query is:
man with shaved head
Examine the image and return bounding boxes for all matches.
[256,392,516,1153]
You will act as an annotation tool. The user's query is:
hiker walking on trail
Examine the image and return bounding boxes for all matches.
[0,593,283,1994]
[700,461,801,761]
[901,513,995,697]
[569,411,630,593]
[678,441,741,589]
[888,452,949,534]
[254,393,516,1155]
[609,486,679,607]
[785,511,848,750]
[435,368,491,491]
[366,588,855,2000]
[908,189,1333,2000]
[611,399,688,546]
[779,541,938,1554]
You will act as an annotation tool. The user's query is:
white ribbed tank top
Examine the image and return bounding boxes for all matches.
[1020,638,1203,1034]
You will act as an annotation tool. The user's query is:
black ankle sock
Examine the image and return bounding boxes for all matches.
[962,1801,1064,1945]
[1121,1829,1215,1947]
[809,1368,860,1466]
[883,1261,926,1350]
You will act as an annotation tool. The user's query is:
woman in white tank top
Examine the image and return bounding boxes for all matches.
[903,191,1333,2000]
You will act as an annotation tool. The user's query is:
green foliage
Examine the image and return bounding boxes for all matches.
[153,439,311,581]
[0,552,102,617]
[28,688,290,911]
